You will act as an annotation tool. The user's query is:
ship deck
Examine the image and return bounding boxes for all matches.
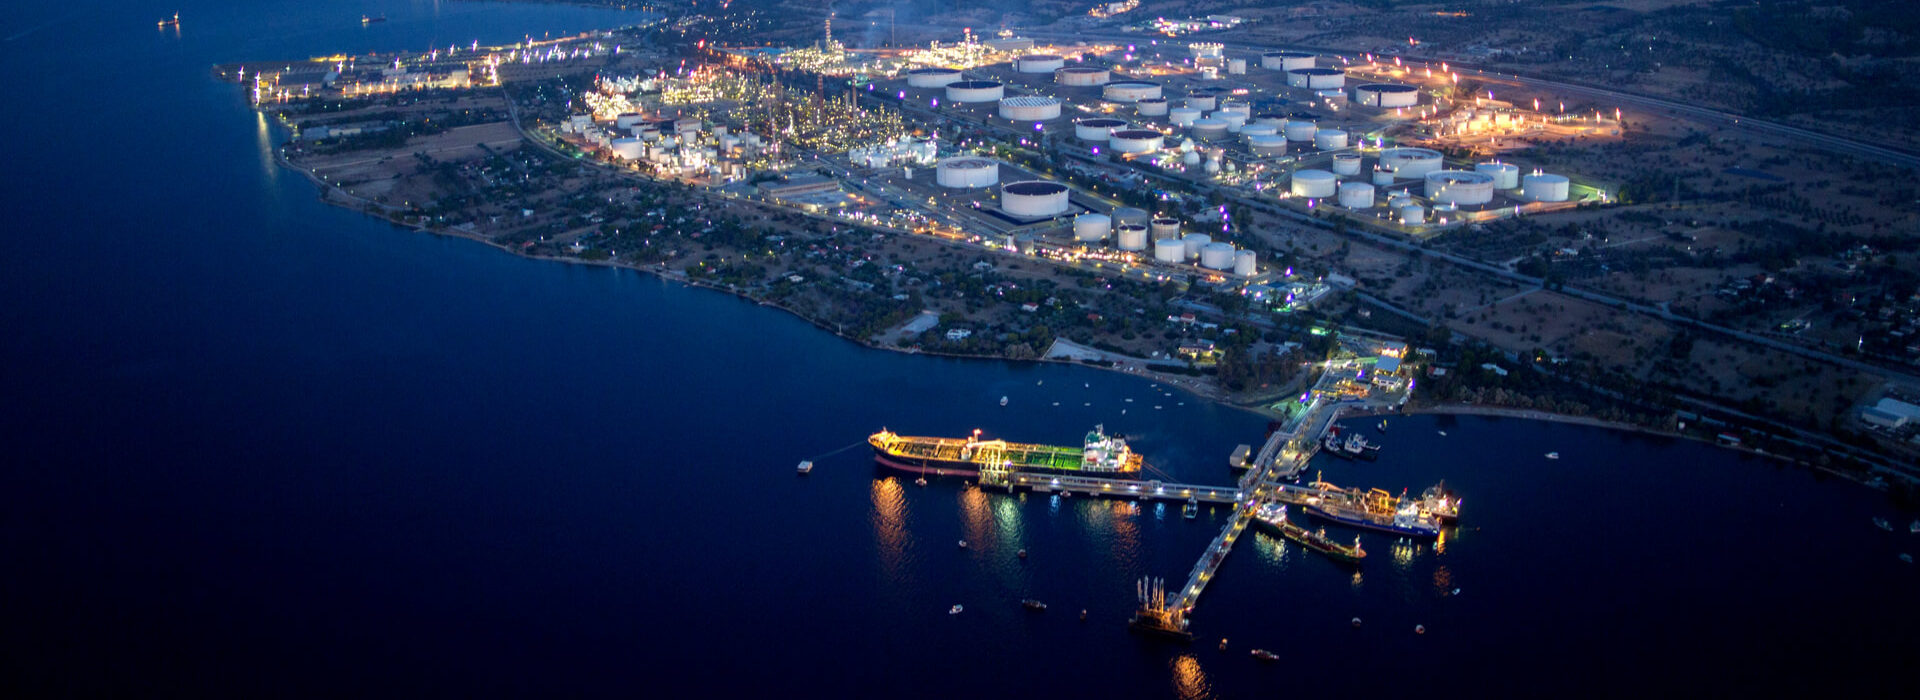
[881,435,1141,473]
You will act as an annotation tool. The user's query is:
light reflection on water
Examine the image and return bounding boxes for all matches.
[870,477,909,582]
[1170,653,1211,700]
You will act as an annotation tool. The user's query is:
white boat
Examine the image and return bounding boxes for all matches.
[1438,431,1447,436]
[796,460,813,474]
[1544,452,1559,460]
[1910,520,1919,534]
[1874,518,1893,532]
[950,604,964,615]
[1000,396,1008,406]
[958,539,969,548]
[915,476,927,486]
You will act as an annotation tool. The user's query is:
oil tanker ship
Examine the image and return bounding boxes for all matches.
[868,425,1142,479]
[1252,503,1365,563]
[1303,497,1441,538]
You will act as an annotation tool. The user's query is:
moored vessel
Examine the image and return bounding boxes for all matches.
[869,425,1143,481]
[1252,503,1365,563]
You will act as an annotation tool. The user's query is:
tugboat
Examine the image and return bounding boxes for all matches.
[1021,599,1047,612]
[1250,649,1279,662]
[1252,503,1366,563]
[1327,431,1381,461]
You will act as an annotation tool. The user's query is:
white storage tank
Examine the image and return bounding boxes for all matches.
[1000,180,1071,217]
[1286,67,1345,89]
[1426,171,1496,205]
[1373,168,1397,186]
[1189,118,1229,140]
[614,112,646,129]
[1116,224,1150,251]
[1227,58,1247,75]
[1239,123,1279,140]
[1252,112,1289,127]
[1291,169,1338,198]
[1388,194,1414,210]
[1153,237,1186,264]
[1113,207,1150,228]
[1186,94,1218,111]
[1379,148,1444,179]
[1073,213,1111,242]
[1055,66,1110,86]
[1522,173,1571,201]
[1182,150,1203,166]
[610,137,645,160]
[945,80,1005,103]
[1265,51,1316,71]
[1399,204,1425,225]
[1015,54,1066,74]
[1103,81,1163,103]
[1075,117,1127,141]
[1314,129,1349,150]
[1108,129,1165,154]
[1217,101,1252,119]
[1338,182,1376,209]
[1182,234,1212,260]
[1354,83,1419,108]
[1168,107,1203,127]
[1201,242,1237,270]
[1283,120,1317,142]
[1331,153,1362,175]
[1150,217,1181,238]
[906,67,963,88]
[1475,162,1521,189]
[1248,134,1288,156]
[935,157,1000,188]
[1234,249,1257,276]
[998,96,1062,121]
[1136,97,1170,117]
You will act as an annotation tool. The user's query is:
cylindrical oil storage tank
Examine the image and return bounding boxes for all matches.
[1168,107,1203,127]
[1186,94,1218,111]
[1426,171,1496,205]
[1248,134,1288,156]
[1103,81,1162,103]
[1073,213,1111,242]
[998,96,1062,121]
[935,157,1000,188]
[1379,147,1444,179]
[1153,237,1186,264]
[1108,129,1165,154]
[1136,97,1170,117]
[1331,152,1362,175]
[945,80,1004,103]
[1234,249,1257,276]
[1189,118,1229,140]
[1475,162,1521,190]
[615,113,646,129]
[1523,173,1571,201]
[1388,194,1414,210]
[1075,117,1127,141]
[1373,168,1397,186]
[1291,169,1337,198]
[1000,180,1070,217]
[1201,242,1236,270]
[1116,224,1149,251]
[1287,67,1345,89]
[1182,234,1212,259]
[1338,182,1375,209]
[610,137,645,160]
[1055,66,1110,86]
[1266,51,1316,71]
[1354,83,1419,108]
[1217,101,1251,119]
[1314,129,1349,150]
[1015,54,1066,74]
[1239,123,1279,140]
[1253,112,1289,127]
[1284,120,1317,142]
[1399,204,1425,225]
[1217,112,1249,132]
[906,67,963,88]
[1150,217,1181,238]
[1113,206,1149,229]
[1227,58,1247,75]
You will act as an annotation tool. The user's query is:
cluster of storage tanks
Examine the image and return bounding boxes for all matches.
[1289,150,1572,218]
[1071,209,1257,275]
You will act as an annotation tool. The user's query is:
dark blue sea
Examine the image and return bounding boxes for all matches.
[2,2,1916,696]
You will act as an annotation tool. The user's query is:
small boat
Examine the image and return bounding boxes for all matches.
[1438,430,1447,436]
[1021,599,1047,611]
[949,604,964,615]
[1414,624,1427,635]
[1052,402,1059,406]
[1218,638,1229,651]
[958,539,968,548]
[1000,396,1008,406]
[1183,497,1199,520]
[1544,452,1560,460]
[1910,520,1919,534]
[795,460,813,475]
[361,14,387,24]
[1080,609,1087,621]
[1874,517,1893,532]
[1900,553,1914,564]
[1351,617,1363,628]
[1250,649,1279,662]
[1037,380,1043,385]
[1017,549,1028,559]
[1377,420,1387,433]
[157,12,180,27]
[914,476,927,486]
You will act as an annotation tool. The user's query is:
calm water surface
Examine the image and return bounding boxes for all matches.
[2,1,1916,696]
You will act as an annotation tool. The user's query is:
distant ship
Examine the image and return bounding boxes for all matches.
[868,425,1142,479]
[362,14,387,24]
[157,12,179,28]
